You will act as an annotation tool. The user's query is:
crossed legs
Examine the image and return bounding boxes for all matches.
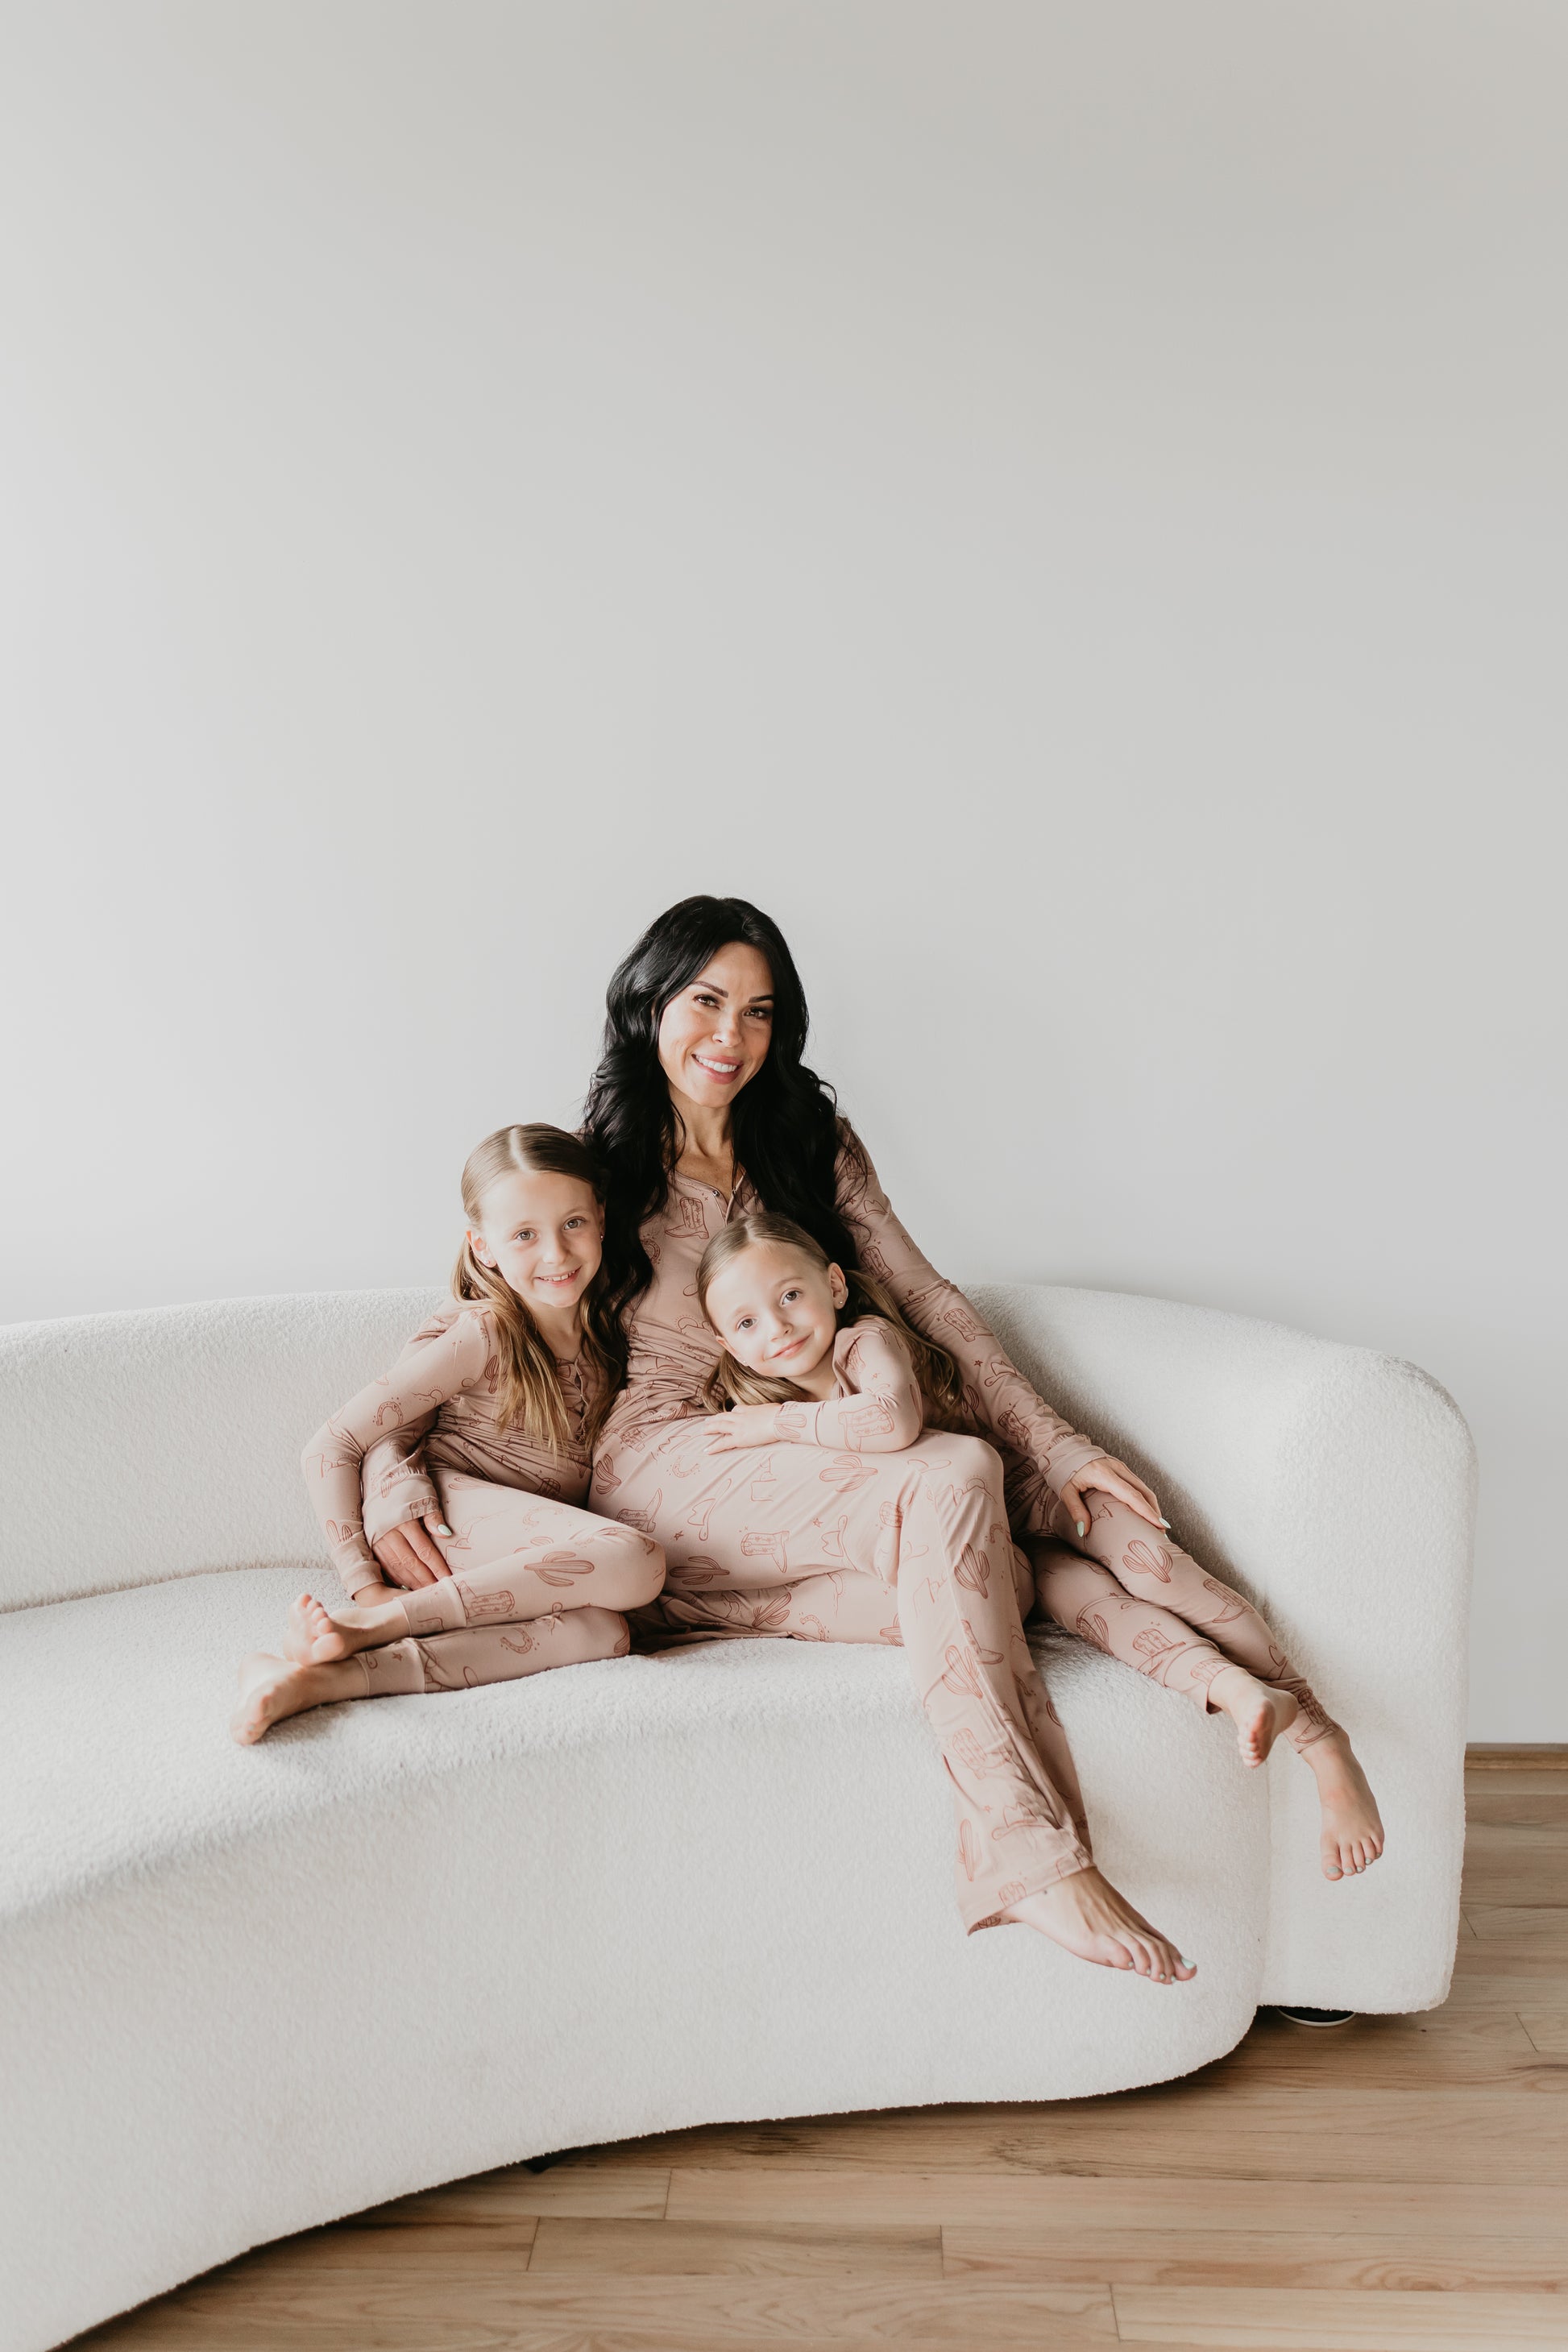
[231,1475,665,1743]
[1031,1493,1383,1880]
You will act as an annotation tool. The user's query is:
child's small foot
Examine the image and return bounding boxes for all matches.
[230,1652,356,1744]
[284,1591,404,1665]
[1210,1665,1300,1769]
[1303,1730,1385,1879]
[1001,1867,1197,1985]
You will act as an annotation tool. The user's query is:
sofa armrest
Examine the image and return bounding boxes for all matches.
[969,1284,1477,2010]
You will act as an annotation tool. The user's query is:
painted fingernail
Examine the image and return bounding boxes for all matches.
[1159,1518,1172,1529]
[435,1524,453,1537]
[1076,1520,1086,1538]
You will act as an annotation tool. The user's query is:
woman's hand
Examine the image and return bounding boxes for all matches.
[1057,1455,1168,1541]
[705,1404,790,1453]
[370,1513,454,1588]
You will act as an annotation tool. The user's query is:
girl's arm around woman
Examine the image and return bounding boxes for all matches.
[706,1319,924,1454]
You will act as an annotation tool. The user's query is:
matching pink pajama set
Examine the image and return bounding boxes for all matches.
[300,1301,664,1693]
[586,1147,1337,1932]
[313,1149,1336,1931]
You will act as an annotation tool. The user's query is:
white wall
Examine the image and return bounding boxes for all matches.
[2,2,1562,1735]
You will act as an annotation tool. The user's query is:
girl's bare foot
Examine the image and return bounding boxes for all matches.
[230,1651,361,1744]
[1209,1665,1300,1769]
[284,1591,406,1666]
[1301,1729,1385,1880]
[1001,1867,1197,1984]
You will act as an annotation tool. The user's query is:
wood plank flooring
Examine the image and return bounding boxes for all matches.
[77,1758,1568,2350]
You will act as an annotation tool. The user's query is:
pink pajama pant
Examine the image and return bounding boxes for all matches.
[598,1421,1093,1931]
[346,1469,665,1696]
[1030,1491,1336,1749]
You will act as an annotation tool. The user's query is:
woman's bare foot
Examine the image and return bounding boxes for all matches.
[1209,1665,1300,1769]
[1001,1867,1197,1984]
[1300,1729,1385,1879]
[230,1651,362,1744]
[283,1591,407,1666]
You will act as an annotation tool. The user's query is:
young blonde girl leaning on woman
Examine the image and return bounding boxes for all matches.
[231,1126,665,1743]
[697,1213,1383,1888]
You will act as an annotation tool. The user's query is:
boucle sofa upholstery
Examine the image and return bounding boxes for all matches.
[0,1283,1475,2352]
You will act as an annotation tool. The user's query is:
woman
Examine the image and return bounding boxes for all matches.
[367,897,1379,1977]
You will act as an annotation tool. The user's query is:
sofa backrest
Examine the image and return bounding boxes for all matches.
[0,1288,445,1613]
[1,1276,1433,1619]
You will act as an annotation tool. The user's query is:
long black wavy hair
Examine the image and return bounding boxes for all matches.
[582,895,867,1320]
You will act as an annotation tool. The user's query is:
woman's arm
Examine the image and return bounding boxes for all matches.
[836,1136,1162,1533]
[706,1321,924,1454]
[300,1310,487,1590]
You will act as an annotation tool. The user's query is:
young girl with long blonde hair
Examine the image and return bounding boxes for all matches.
[231,1124,664,1742]
[690,1212,1383,1892]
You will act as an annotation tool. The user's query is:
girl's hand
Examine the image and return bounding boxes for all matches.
[370,1512,454,1588]
[705,1404,789,1454]
[1057,1455,1168,1541]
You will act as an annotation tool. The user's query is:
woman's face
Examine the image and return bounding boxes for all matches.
[657,941,774,1114]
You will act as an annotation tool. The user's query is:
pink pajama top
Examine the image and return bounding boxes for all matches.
[303,1298,601,1591]
[589,1139,1105,1530]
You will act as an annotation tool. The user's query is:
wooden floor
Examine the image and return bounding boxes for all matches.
[80,1761,1568,2351]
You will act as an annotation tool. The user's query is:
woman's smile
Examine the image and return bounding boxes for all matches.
[656,944,776,1116]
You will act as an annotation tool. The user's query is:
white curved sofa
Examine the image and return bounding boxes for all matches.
[0,1282,1475,2352]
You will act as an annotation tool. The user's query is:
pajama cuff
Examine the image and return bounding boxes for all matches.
[334,1545,380,1597]
[361,1481,442,1549]
[1043,1441,1108,1502]
[962,1840,1095,1937]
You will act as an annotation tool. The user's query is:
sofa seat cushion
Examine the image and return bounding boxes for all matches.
[5,1565,1265,2069]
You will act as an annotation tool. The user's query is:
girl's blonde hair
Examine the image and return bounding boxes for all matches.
[695,1211,966,1420]
[453,1124,626,1453]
